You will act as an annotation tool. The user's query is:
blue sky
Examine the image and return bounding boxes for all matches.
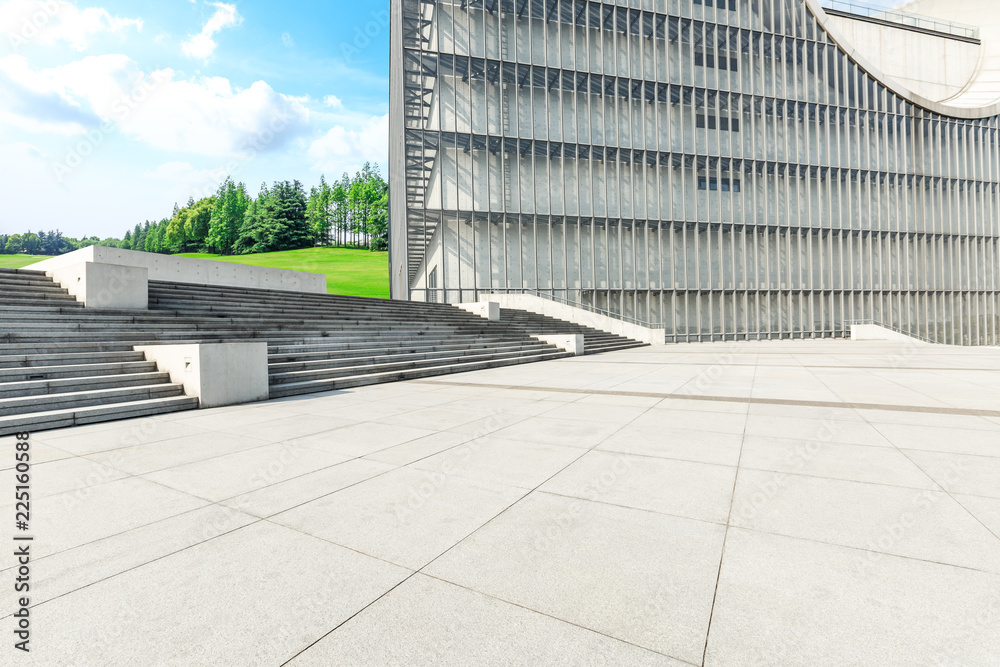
[0,0,390,238]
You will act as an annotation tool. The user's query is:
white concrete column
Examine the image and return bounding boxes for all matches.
[135,343,270,408]
[47,261,148,310]
[531,334,585,356]
[456,300,501,320]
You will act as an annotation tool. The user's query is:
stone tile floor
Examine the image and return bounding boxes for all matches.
[3,339,999,665]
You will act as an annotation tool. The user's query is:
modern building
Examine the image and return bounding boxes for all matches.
[389,0,1000,344]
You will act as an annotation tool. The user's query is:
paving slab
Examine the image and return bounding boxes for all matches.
[21,522,409,666]
[288,573,685,667]
[704,528,1000,667]
[424,491,726,665]
[271,466,528,569]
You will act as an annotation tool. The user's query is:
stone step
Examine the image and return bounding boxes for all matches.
[269,340,551,365]
[0,267,46,276]
[0,351,146,369]
[585,342,647,354]
[0,383,186,417]
[0,292,81,303]
[0,277,68,291]
[268,349,572,398]
[0,342,139,355]
[0,372,172,399]
[0,395,199,437]
[146,301,488,323]
[268,345,562,382]
[0,360,158,382]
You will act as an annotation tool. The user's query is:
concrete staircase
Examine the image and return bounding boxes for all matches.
[3,271,647,434]
[0,268,198,435]
[496,308,647,354]
[143,282,574,398]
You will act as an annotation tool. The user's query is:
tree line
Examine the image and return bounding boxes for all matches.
[0,165,388,257]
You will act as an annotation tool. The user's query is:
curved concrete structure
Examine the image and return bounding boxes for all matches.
[391,0,1000,345]
[808,0,1000,117]
[823,10,981,102]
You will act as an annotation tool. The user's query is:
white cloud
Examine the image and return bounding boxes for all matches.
[0,0,142,51]
[322,95,343,109]
[181,2,240,60]
[308,113,388,175]
[0,54,310,156]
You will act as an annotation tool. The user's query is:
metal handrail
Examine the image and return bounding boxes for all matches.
[819,0,980,40]
[843,319,938,344]
[484,288,666,329]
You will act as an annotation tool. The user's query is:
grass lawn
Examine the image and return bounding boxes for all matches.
[0,255,53,269]
[178,247,389,298]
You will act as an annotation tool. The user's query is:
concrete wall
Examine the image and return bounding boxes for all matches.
[826,14,981,103]
[135,343,270,408]
[29,246,326,294]
[485,294,666,345]
[47,262,148,310]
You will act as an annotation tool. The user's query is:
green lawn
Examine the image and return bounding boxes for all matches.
[178,247,389,298]
[0,255,53,269]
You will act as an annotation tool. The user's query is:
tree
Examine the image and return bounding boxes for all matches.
[270,180,311,251]
[144,221,161,253]
[21,232,40,255]
[330,178,349,246]
[208,179,250,254]
[307,175,333,246]
[5,234,22,254]
[121,230,132,249]
[184,197,215,248]
[130,224,142,251]
[165,208,189,251]
[234,189,270,255]
[367,190,389,251]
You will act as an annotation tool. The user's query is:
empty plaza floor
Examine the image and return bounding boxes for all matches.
[3,339,1000,666]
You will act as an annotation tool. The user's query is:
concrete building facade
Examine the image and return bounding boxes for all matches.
[389,0,1000,344]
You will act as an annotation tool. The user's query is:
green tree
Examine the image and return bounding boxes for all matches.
[330,178,349,246]
[234,184,272,254]
[367,190,389,251]
[144,222,161,252]
[184,197,216,248]
[270,180,312,251]
[121,230,132,249]
[307,175,333,246]
[208,179,250,254]
[130,224,142,251]
[5,234,23,254]
[21,232,40,254]
[165,208,189,251]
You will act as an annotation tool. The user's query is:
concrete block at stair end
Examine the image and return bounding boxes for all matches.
[456,301,500,320]
[531,334,585,356]
[850,324,926,343]
[135,343,269,408]
[47,262,148,310]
